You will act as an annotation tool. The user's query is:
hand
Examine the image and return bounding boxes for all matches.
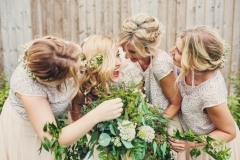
[93,98,123,122]
[169,137,194,152]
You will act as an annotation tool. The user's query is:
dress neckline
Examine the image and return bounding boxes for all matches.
[183,70,219,88]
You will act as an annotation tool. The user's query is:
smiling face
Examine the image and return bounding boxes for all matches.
[122,42,143,62]
[111,44,122,82]
[169,37,183,68]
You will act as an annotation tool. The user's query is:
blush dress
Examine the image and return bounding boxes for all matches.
[0,64,74,160]
[178,70,240,160]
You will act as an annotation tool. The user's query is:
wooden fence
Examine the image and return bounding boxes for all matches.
[0,0,239,92]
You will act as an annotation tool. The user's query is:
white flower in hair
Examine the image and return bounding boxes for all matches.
[18,42,36,79]
[221,41,230,63]
[159,22,165,34]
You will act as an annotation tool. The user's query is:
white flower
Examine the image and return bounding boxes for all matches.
[117,120,136,141]
[137,125,155,143]
[111,137,122,147]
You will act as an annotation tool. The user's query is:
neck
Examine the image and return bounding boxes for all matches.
[138,56,151,71]
[186,70,217,86]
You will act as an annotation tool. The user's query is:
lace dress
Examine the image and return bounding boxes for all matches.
[0,64,74,160]
[178,70,240,160]
[117,52,185,160]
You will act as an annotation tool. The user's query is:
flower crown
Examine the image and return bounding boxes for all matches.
[80,54,103,71]
[18,42,36,79]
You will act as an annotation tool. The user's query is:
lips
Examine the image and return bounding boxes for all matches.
[113,70,120,77]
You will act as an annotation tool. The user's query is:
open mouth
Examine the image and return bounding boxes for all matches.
[113,70,120,77]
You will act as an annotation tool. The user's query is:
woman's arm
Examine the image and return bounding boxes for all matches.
[169,102,236,152]
[17,93,123,146]
[159,71,182,118]
[206,102,236,142]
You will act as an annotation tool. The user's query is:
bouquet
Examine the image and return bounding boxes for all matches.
[39,82,231,160]
[80,82,174,160]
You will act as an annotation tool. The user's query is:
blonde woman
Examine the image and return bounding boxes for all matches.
[0,36,123,160]
[117,13,185,159]
[169,26,240,159]
[70,35,124,160]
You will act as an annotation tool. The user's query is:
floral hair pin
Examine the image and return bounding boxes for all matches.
[221,41,230,64]
[90,54,103,69]
[18,42,36,79]
[80,54,103,71]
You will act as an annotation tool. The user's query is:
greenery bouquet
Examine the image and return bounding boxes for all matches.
[80,82,173,160]
[39,82,231,160]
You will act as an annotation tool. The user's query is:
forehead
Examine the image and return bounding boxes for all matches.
[112,43,119,53]
[176,37,183,52]
[122,42,135,50]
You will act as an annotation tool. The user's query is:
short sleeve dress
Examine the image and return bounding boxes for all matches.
[117,52,186,160]
[0,64,75,160]
[178,70,240,160]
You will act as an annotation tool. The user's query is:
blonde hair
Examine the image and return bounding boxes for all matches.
[79,35,116,105]
[177,25,226,80]
[24,36,81,100]
[117,13,164,57]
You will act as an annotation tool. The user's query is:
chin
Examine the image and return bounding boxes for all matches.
[173,62,181,68]
[111,77,120,83]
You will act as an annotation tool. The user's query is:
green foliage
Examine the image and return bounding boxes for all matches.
[228,72,240,128]
[80,82,231,160]
[40,82,231,160]
[173,129,231,160]
[0,72,10,114]
[81,82,173,160]
[39,115,90,160]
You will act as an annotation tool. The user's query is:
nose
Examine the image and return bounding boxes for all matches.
[169,47,174,55]
[116,57,122,66]
[125,51,130,59]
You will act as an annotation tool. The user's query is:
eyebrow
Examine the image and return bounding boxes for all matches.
[175,44,182,53]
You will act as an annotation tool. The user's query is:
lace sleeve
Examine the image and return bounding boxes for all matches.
[152,54,174,81]
[10,66,47,97]
[202,71,228,110]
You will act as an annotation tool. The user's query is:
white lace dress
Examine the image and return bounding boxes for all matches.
[178,70,240,160]
[0,64,74,160]
[116,52,185,160]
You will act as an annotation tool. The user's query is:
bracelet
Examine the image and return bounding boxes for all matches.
[194,141,197,148]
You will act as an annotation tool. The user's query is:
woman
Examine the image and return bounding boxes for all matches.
[169,25,240,160]
[0,35,123,160]
[117,13,185,159]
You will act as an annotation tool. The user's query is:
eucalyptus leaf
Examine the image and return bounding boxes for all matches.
[109,124,116,135]
[98,133,111,147]
[89,131,99,145]
[121,140,134,148]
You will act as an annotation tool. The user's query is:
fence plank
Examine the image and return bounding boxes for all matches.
[195,0,204,26]
[31,0,42,36]
[214,0,224,36]
[176,0,187,36]
[112,0,121,41]
[95,0,104,36]
[70,0,79,43]
[186,0,196,29]
[158,0,168,51]
[78,0,87,42]
[221,0,234,90]
[86,0,95,37]
[166,0,177,51]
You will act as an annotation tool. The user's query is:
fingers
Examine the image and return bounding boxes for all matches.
[109,98,122,104]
